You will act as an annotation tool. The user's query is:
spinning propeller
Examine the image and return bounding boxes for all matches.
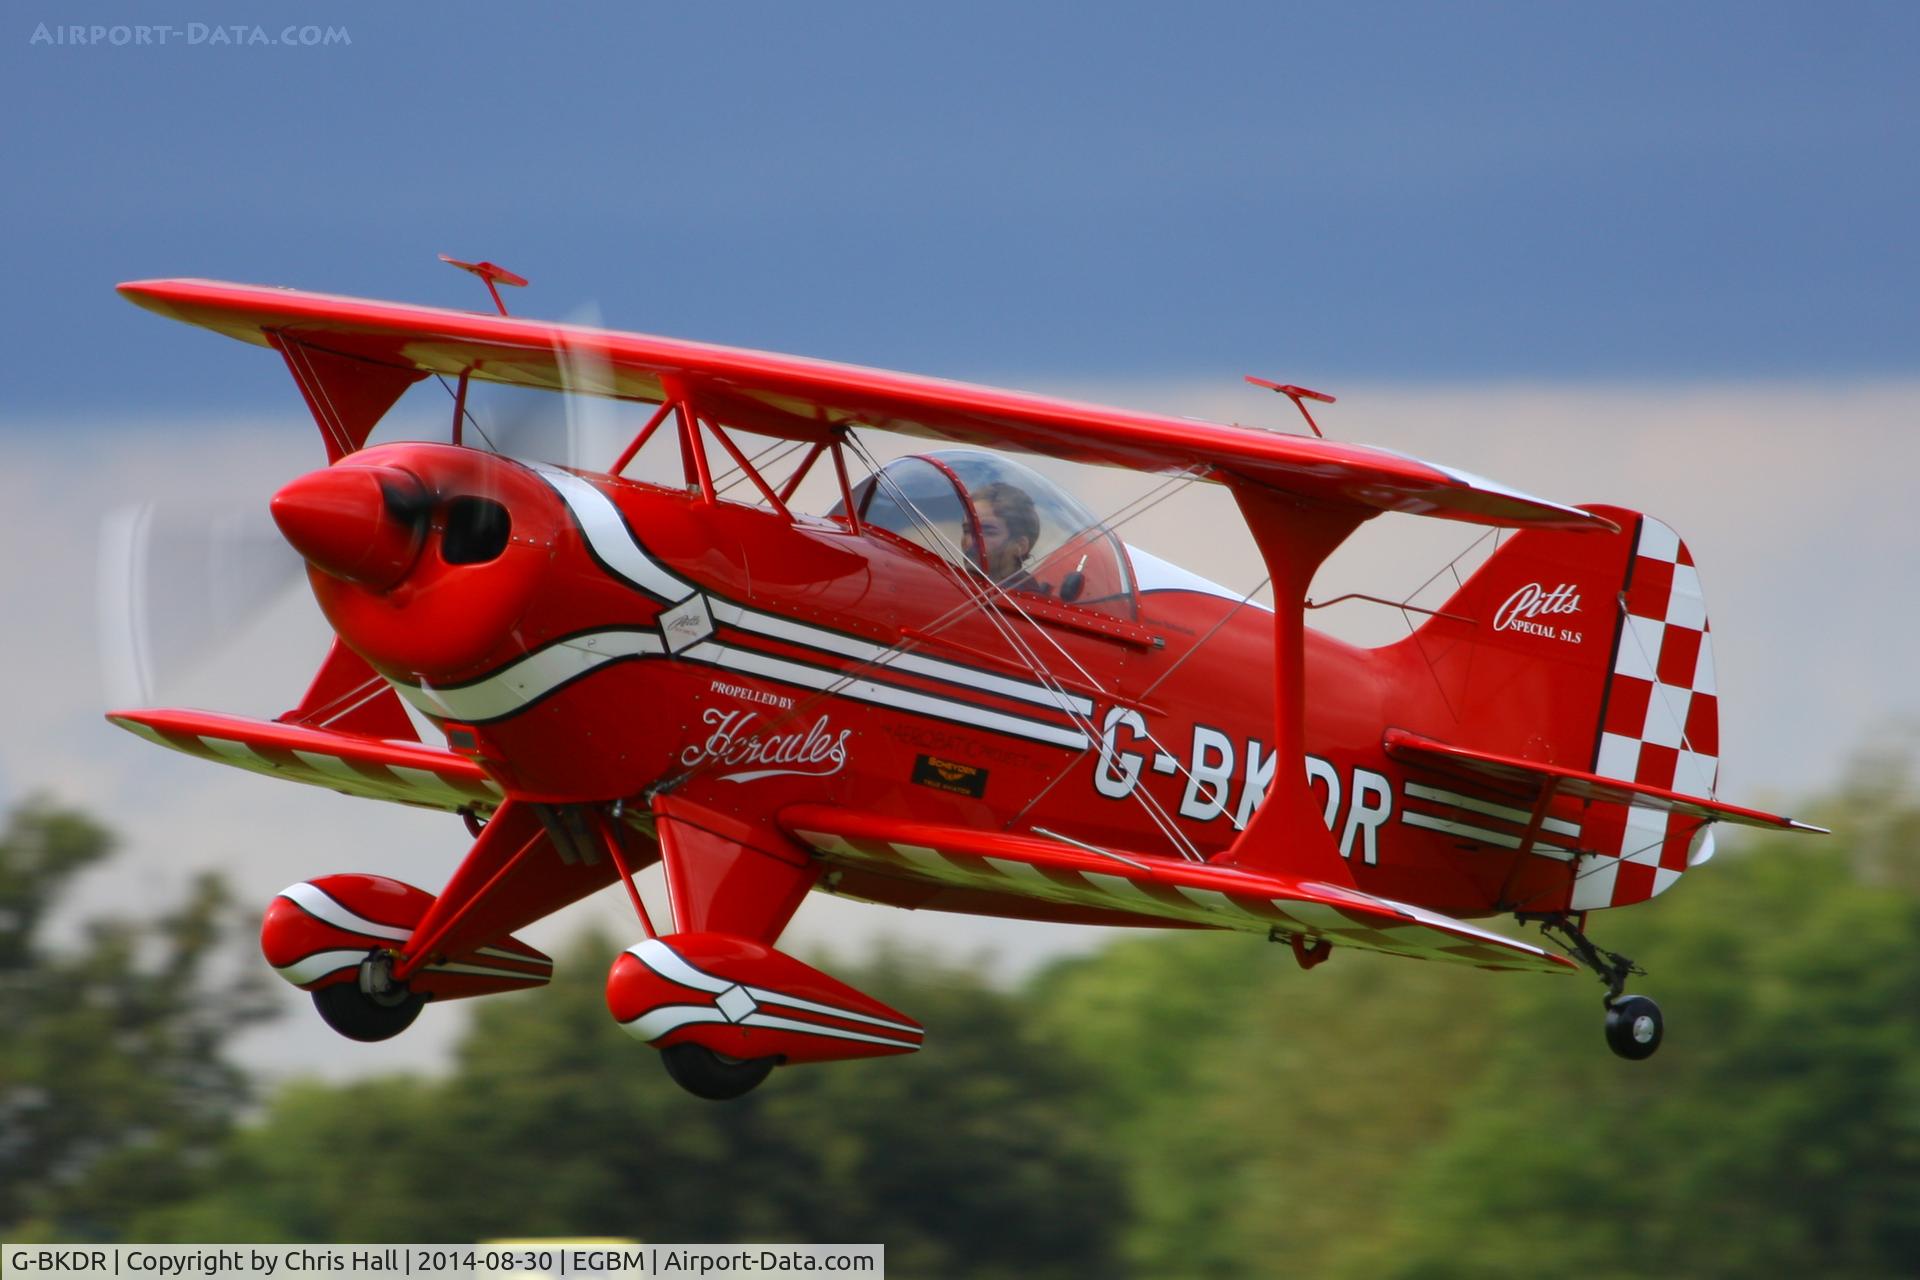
[98,258,632,708]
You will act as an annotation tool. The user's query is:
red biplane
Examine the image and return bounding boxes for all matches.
[109,260,1821,1098]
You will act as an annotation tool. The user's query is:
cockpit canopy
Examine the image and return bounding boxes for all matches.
[835,450,1135,616]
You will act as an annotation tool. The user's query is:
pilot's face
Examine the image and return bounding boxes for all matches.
[975,504,1031,579]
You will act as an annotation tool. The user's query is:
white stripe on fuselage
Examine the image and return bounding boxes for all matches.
[519,464,1094,740]
[682,640,1091,750]
[409,630,666,723]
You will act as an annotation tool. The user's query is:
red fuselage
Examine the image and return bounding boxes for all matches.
[287,441,1585,922]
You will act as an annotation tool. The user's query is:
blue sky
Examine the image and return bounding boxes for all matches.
[2,2,1916,415]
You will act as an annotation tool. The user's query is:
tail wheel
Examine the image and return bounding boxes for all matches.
[660,1043,778,1100]
[1604,994,1664,1060]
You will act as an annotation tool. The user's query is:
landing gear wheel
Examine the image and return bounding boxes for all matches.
[312,954,425,1043]
[312,980,425,1042]
[1604,995,1664,1060]
[660,1043,777,1100]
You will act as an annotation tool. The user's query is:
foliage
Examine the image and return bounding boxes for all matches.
[14,744,1920,1276]
[0,796,277,1238]
[1029,743,1920,1279]
[137,937,1125,1278]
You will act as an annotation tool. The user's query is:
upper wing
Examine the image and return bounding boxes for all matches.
[119,277,1608,533]
[781,804,1574,974]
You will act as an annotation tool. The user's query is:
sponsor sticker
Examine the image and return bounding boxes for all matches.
[912,754,989,797]
[658,593,715,653]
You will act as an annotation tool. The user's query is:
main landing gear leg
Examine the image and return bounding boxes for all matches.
[1524,912,1664,1061]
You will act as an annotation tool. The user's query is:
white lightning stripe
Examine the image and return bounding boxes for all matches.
[685,641,1089,749]
[709,600,1093,717]
[390,682,447,719]
[423,960,552,983]
[736,1011,921,1049]
[534,464,698,601]
[618,1004,918,1050]
[1404,781,1581,837]
[273,950,366,987]
[1386,901,1556,957]
[476,945,552,968]
[1399,810,1576,860]
[621,1005,731,1041]
[392,621,1086,752]
[625,940,733,994]
[1413,456,1600,526]
[279,881,414,941]
[415,630,666,721]
[539,463,1092,719]
[743,988,923,1035]
[626,941,921,1036]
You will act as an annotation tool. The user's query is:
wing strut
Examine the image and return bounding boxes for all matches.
[268,333,424,461]
[1217,482,1373,884]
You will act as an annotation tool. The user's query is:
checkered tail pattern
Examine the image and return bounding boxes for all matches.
[1573,516,1719,910]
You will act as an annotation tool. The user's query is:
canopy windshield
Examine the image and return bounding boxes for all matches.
[835,450,1135,617]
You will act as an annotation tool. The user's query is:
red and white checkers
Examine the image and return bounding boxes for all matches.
[1576,516,1720,911]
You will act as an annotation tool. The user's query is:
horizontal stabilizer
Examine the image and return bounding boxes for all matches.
[1383,729,1825,833]
[107,707,501,814]
[782,804,1572,974]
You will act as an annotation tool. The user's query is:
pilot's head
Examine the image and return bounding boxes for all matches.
[975,482,1039,582]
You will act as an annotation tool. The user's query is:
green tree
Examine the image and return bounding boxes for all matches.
[126,741,1920,1277]
[1028,924,1504,1278]
[0,797,278,1238]
[1359,778,1920,1280]
[142,936,1124,1278]
[1029,742,1920,1280]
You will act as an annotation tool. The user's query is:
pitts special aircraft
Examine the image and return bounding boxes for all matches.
[109,259,1822,1098]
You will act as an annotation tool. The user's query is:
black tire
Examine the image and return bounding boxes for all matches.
[312,980,426,1043]
[1604,994,1664,1060]
[660,1043,777,1100]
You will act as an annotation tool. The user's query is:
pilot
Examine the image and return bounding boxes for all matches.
[973,482,1041,588]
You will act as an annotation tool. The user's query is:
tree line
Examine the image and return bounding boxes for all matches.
[4,743,1916,1277]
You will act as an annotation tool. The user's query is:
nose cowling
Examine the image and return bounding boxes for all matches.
[271,465,430,590]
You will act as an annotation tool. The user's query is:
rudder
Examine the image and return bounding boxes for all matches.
[1388,507,1723,910]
